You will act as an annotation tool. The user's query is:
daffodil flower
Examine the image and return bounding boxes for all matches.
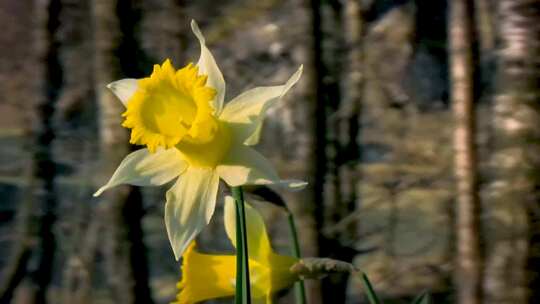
[93,20,306,260]
[174,197,299,304]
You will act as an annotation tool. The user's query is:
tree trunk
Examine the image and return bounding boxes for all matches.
[449,1,483,304]
[287,0,326,303]
[339,1,363,230]
[29,0,63,302]
[0,190,34,304]
[140,0,186,64]
[475,0,495,56]
[92,0,153,303]
[55,0,95,301]
[0,0,62,301]
[319,0,366,302]
[309,0,328,303]
[493,1,540,303]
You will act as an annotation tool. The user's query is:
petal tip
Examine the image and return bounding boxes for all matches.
[190,20,205,43]
[93,188,105,197]
[172,235,194,261]
[162,58,173,66]
[293,180,308,187]
[280,179,308,191]
[173,250,181,261]
[105,79,138,105]
[290,181,308,190]
[293,65,303,81]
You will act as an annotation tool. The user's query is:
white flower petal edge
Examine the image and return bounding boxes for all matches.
[216,145,307,191]
[223,196,272,263]
[269,179,308,190]
[220,65,303,146]
[106,78,138,107]
[190,20,226,115]
[165,167,220,260]
[94,148,187,197]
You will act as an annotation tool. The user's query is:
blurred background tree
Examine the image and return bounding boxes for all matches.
[0,0,538,303]
[449,0,483,304]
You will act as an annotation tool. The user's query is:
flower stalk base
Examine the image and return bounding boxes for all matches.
[232,186,251,304]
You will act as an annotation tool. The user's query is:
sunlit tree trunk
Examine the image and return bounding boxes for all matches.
[92,0,153,303]
[449,1,483,304]
[492,1,540,303]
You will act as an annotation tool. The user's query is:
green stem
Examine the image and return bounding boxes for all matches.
[232,187,251,304]
[234,196,243,304]
[287,212,307,304]
[361,272,382,304]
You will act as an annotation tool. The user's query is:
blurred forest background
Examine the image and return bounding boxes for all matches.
[0,0,539,303]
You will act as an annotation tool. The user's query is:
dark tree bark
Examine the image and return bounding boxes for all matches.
[287,0,327,303]
[338,1,364,229]
[493,1,540,303]
[318,0,367,302]
[31,1,63,302]
[0,192,34,304]
[449,1,483,304]
[308,0,329,303]
[92,0,153,303]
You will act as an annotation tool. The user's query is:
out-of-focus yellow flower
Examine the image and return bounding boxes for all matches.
[174,197,298,304]
[93,20,305,260]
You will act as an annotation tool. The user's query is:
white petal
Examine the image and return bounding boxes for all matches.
[220,66,303,145]
[216,146,306,191]
[164,167,220,260]
[94,148,186,196]
[106,78,138,106]
[223,196,272,263]
[191,20,226,115]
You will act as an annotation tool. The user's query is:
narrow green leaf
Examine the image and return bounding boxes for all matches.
[411,291,431,304]
[361,272,382,304]
[287,212,307,304]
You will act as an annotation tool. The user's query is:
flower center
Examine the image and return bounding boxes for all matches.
[122,59,221,154]
[176,121,231,168]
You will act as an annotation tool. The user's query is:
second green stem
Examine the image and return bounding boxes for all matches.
[287,211,307,304]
